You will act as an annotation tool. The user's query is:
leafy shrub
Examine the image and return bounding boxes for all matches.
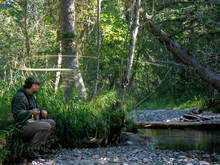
[0,103,29,164]
[0,126,30,165]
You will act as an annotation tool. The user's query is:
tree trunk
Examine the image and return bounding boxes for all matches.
[127,26,145,93]
[23,0,30,57]
[55,42,63,93]
[93,0,102,98]
[60,0,87,99]
[123,0,141,89]
[145,13,220,92]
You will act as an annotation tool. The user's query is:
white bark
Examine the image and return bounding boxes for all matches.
[124,0,141,88]
[55,42,63,93]
[94,0,102,97]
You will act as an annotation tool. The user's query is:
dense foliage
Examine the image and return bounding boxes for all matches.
[1,0,219,108]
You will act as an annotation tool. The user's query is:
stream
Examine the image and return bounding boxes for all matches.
[139,128,220,154]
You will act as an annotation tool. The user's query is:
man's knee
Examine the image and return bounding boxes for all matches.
[44,119,56,128]
[39,122,52,131]
[48,119,56,128]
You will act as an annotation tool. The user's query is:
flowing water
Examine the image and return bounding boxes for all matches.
[139,128,220,154]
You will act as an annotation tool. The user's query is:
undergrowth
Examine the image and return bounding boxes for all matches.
[140,91,209,110]
[126,86,211,111]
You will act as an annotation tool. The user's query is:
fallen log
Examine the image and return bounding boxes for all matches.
[134,121,220,130]
[133,68,172,109]
[180,113,215,122]
[180,118,200,122]
[145,13,220,92]
[182,114,201,120]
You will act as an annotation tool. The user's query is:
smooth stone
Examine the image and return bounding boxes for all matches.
[194,158,199,161]
[215,155,220,161]
[150,153,157,157]
[93,154,100,159]
[203,154,210,159]
[143,158,149,163]
[178,155,187,159]
[68,160,75,164]
[199,161,211,165]
[113,156,120,162]
[173,152,179,155]
[126,140,133,145]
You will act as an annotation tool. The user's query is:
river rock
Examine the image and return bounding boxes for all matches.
[29,145,219,165]
[143,158,149,163]
[202,154,210,159]
[199,161,211,165]
[178,155,187,159]
[214,155,220,161]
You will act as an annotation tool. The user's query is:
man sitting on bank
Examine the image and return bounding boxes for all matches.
[11,76,55,156]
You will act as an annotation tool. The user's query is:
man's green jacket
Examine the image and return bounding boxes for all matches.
[11,87,39,123]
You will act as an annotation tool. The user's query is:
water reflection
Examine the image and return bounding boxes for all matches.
[139,129,220,154]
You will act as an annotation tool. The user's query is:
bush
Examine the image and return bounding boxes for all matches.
[0,103,30,164]
[0,126,30,165]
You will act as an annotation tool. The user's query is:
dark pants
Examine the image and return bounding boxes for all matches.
[21,119,55,150]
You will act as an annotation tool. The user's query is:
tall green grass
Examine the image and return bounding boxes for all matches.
[37,86,125,147]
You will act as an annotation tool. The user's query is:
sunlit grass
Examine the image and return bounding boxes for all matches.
[136,88,208,110]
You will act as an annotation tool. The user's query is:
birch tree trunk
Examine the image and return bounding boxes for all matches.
[55,42,63,93]
[93,0,102,97]
[60,0,87,99]
[145,13,220,92]
[123,0,141,89]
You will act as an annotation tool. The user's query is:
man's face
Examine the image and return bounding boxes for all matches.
[32,84,40,93]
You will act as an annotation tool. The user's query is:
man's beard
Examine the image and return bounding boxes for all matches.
[33,90,38,94]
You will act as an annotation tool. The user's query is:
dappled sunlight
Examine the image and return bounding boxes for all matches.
[1,0,219,164]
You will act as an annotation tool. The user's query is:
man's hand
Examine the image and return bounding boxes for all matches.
[41,110,48,118]
[29,109,40,115]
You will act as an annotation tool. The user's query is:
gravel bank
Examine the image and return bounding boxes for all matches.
[30,145,220,165]
[129,109,217,122]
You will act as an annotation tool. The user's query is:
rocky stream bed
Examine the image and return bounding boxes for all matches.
[29,109,220,165]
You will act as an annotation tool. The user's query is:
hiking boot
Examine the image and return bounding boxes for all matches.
[26,150,40,159]
[39,146,53,155]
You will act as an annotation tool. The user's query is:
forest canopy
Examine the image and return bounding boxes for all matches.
[0,0,219,109]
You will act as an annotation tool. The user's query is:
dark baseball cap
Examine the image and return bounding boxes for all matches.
[25,76,43,86]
